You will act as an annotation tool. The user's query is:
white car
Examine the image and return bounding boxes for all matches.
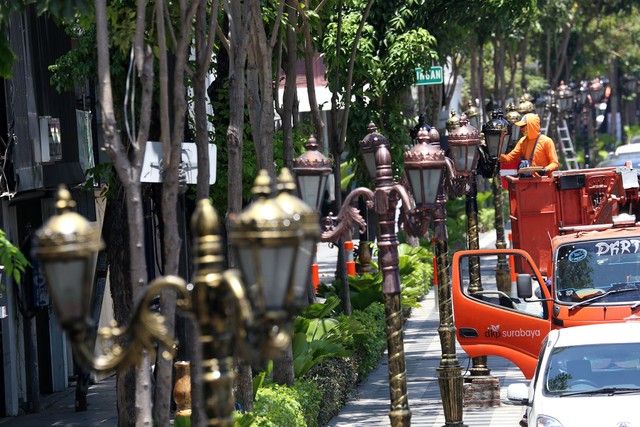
[507,322,640,427]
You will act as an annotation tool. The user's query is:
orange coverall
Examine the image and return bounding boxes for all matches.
[499,113,559,177]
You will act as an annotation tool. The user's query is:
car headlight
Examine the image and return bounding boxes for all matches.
[537,415,563,427]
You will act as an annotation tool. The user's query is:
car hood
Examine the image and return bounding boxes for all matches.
[535,393,640,426]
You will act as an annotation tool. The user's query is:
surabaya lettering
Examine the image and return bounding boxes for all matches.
[595,239,640,256]
[485,326,541,339]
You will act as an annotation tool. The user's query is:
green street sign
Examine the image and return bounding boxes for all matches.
[415,66,443,85]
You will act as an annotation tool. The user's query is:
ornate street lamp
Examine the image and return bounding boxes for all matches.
[405,127,447,211]
[359,122,390,180]
[577,81,589,106]
[465,100,481,130]
[482,110,511,294]
[482,109,510,162]
[275,168,321,304]
[34,176,318,426]
[505,103,523,152]
[318,124,449,427]
[411,122,472,427]
[589,77,605,104]
[534,94,547,118]
[517,95,535,117]
[291,135,333,211]
[556,81,574,115]
[448,114,480,181]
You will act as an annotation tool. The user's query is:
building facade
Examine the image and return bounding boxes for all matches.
[1,7,99,416]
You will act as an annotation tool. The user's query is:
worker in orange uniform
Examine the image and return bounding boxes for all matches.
[499,112,559,177]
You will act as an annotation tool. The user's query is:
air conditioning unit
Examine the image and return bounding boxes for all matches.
[39,116,63,162]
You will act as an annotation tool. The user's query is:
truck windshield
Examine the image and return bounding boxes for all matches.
[555,238,640,304]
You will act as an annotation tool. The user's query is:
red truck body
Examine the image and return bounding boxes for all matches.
[451,166,640,378]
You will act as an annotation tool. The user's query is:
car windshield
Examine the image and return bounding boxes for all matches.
[555,239,640,303]
[544,343,640,395]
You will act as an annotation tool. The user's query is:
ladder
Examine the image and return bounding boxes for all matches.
[541,111,551,135]
[556,118,579,170]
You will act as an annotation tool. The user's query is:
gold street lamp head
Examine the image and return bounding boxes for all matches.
[291,135,333,212]
[228,170,304,358]
[446,109,461,133]
[505,103,522,150]
[34,185,104,332]
[464,101,481,130]
[556,81,574,113]
[517,95,535,115]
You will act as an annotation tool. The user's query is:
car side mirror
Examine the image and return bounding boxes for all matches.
[507,383,529,404]
[516,274,533,299]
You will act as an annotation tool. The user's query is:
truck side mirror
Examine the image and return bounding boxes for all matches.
[516,274,533,299]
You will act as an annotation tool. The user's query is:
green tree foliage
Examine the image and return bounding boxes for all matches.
[0,229,28,284]
[0,0,93,77]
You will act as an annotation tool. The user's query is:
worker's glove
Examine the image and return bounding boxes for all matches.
[540,167,547,175]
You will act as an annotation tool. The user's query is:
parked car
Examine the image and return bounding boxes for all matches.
[507,322,640,427]
[596,151,640,168]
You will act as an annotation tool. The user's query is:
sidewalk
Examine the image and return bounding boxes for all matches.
[319,237,526,426]
[327,288,525,426]
[0,375,118,426]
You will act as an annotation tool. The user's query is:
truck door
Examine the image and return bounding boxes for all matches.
[451,249,553,379]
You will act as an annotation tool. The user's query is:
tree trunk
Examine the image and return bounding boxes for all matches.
[519,38,527,93]
[281,0,298,168]
[226,0,251,410]
[96,0,156,423]
[301,8,325,150]
[105,186,136,427]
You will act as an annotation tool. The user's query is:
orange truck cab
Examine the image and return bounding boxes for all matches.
[451,166,640,379]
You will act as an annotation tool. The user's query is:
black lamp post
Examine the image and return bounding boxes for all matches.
[505,103,523,152]
[556,81,574,116]
[588,77,607,165]
[482,110,511,294]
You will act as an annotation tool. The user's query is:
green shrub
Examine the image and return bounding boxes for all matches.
[318,243,432,310]
[292,296,362,378]
[239,381,316,427]
[348,302,387,380]
[303,356,359,427]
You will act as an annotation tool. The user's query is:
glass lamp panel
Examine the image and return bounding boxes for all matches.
[465,146,478,173]
[407,168,440,206]
[511,127,521,145]
[362,152,377,180]
[292,240,315,303]
[498,133,509,156]
[260,245,296,311]
[43,259,86,323]
[297,175,325,211]
[485,133,500,158]
[237,247,257,290]
[449,145,467,173]
[578,91,588,105]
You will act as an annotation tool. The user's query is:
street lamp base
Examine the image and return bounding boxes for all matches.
[462,376,501,407]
